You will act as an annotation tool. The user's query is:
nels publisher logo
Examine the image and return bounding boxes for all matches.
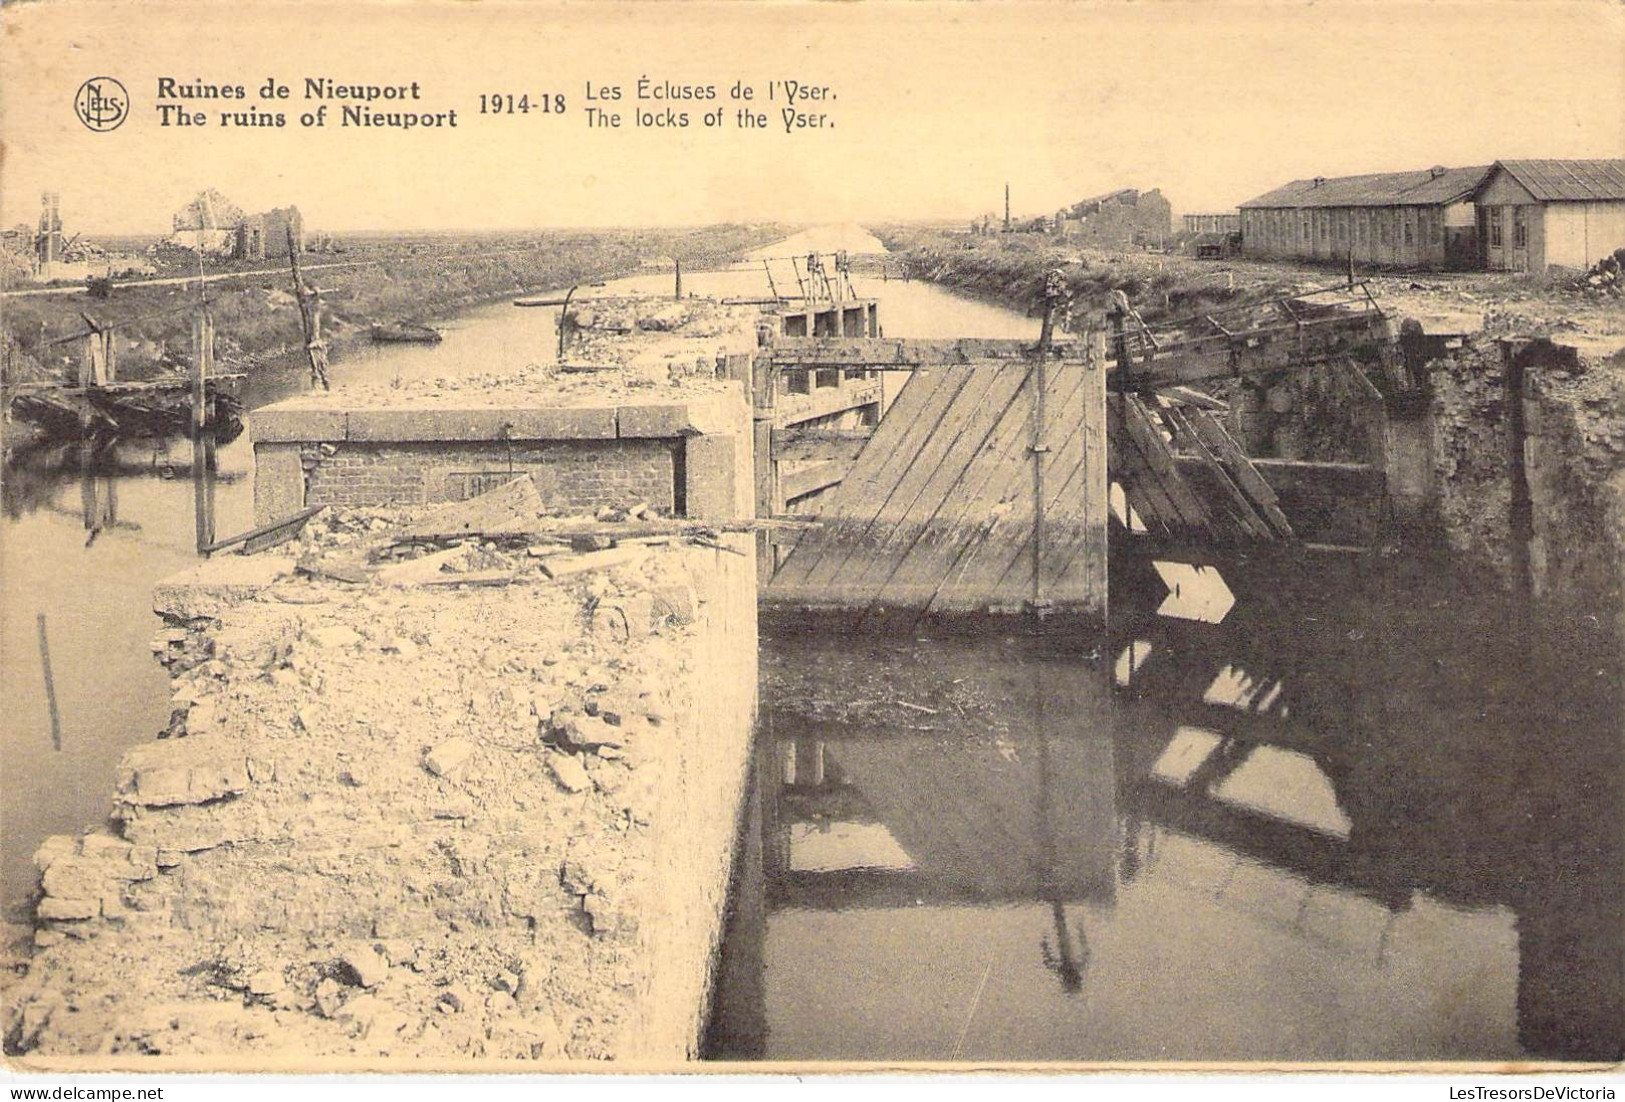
[74,77,128,132]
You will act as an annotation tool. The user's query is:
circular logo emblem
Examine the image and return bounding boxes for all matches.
[74,77,128,132]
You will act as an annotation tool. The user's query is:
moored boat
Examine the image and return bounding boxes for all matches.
[370,321,443,343]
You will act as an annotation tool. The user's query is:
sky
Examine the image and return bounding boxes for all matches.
[1,0,1622,234]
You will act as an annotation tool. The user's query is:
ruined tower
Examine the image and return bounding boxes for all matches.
[37,193,61,266]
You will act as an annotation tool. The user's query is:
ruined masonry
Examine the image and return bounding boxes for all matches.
[5,296,762,1065]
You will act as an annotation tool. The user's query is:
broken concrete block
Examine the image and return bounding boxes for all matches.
[539,546,649,580]
[306,625,362,649]
[247,969,284,996]
[153,555,296,620]
[650,584,698,625]
[548,753,591,793]
[424,739,475,778]
[375,545,479,586]
[340,946,390,989]
[36,897,98,922]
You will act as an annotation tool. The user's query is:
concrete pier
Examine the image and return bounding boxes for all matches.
[4,295,764,1068]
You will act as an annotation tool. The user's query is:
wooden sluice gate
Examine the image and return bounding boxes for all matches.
[764,342,1108,630]
[755,279,1401,634]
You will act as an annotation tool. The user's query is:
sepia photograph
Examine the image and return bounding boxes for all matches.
[1,0,1623,1084]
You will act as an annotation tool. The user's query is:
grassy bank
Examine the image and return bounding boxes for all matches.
[2,224,787,387]
[869,225,1270,325]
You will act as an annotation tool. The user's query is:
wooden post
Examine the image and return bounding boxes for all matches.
[289,226,330,390]
[37,613,61,752]
[192,311,216,553]
[1081,329,1109,629]
[102,330,117,383]
[78,336,96,390]
[557,285,578,361]
[751,348,780,582]
[674,258,683,300]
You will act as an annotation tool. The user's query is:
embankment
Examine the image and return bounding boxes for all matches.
[1,224,785,387]
[869,226,1263,323]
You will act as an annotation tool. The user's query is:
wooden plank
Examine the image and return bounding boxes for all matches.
[867,364,1064,620]
[985,343,1107,617]
[1109,313,1390,390]
[1161,404,1273,542]
[1162,385,1229,411]
[401,476,545,539]
[203,505,327,555]
[1118,396,1216,533]
[772,427,872,463]
[772,365,971,594]
[1107,417,1178,537]
[1172,456,1383,499]
[1069,332,1109,616]
[829,363,1013,609]
[941,367,1089,613]
[1178,408,1295,538]
[982,393,1090,613]
[925,365,1090,615]
[853,364,1033,621]
[779,459,849,502]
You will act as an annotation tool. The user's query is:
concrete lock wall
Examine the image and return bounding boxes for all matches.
[627,535,759,1058]
[251,394,752,526]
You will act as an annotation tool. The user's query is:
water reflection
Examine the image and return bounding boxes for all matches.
[710,556,1622,1063]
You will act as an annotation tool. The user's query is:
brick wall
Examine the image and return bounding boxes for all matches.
[301,439,678,511]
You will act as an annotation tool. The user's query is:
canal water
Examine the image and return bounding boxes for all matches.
[4,236,1619,1064]
[706,554,1622,1063]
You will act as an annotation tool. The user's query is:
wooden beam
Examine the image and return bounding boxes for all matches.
[768,312,1390,391]
[1113,313,1390,391]
[1174,456,1384,499]
[779,460,850,502]
[770,337,1088,368]
[772,426,873,463]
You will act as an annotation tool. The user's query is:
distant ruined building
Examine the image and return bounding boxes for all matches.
[233,207,304,261]
[164,189,304,260]
[1053,188,1173,248]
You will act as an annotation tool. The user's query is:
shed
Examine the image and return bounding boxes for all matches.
[1238,165,1490,269]
[1473,159,1625,272]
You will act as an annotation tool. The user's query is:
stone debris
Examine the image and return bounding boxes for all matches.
[338,946,390,989]
[547,752,592,793]
[4,513,755,1065]
[424,738,476,779]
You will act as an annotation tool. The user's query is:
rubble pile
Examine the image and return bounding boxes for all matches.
[4,489,750,1063]
[1567,248,1625,299]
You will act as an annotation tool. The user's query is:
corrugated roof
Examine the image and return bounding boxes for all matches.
[1240,165,1491,209]
[1494,159,1625,202]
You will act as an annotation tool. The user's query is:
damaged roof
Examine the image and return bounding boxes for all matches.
[1492,159,1625,202]
[1240,165,1492,209]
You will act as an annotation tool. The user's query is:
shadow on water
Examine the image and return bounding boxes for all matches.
[706,551,1623,1064]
